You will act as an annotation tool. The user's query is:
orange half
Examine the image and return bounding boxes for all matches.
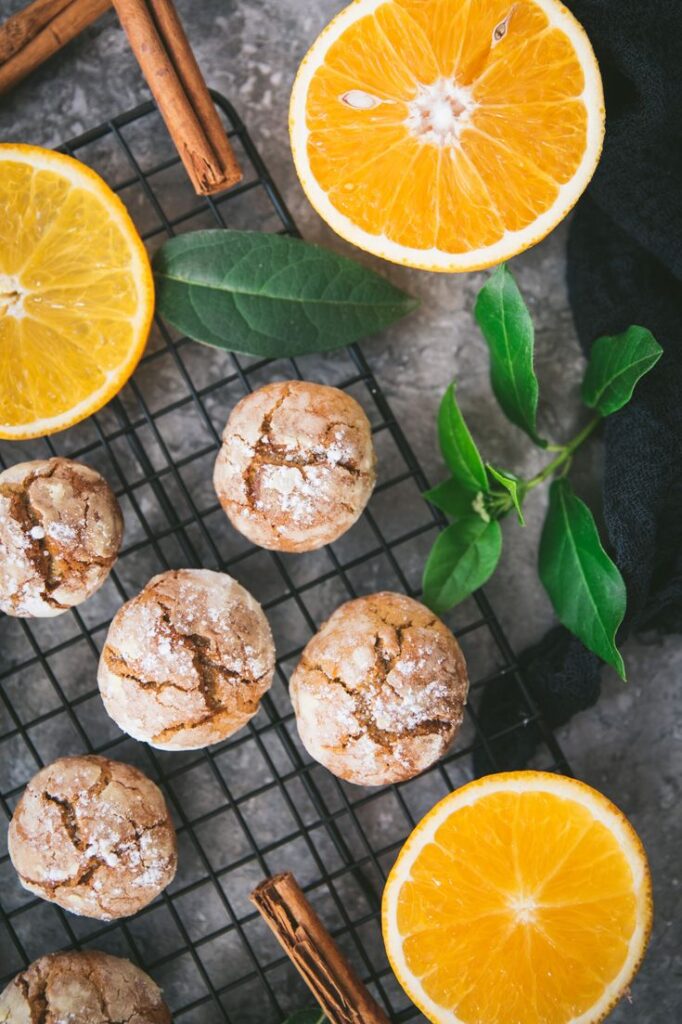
[290,0,605,271]
[0,145,154,439]
[382,771,652,1024]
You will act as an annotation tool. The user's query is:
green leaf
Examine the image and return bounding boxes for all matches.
[422,516,502,614]
[437,383,488,494]
[581,325,663,416]
[474,264,545,446]
[423,478,480,519]
[486,464,526,525]
[153,230,418,357]
[538,479,627,679]
[282,1012,327,1024]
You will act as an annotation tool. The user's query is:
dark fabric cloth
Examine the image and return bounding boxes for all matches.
[475,0,682,774]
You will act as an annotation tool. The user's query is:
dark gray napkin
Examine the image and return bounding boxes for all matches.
[475,0,682,772]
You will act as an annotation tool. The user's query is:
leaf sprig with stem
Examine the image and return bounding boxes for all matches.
[422,264,663,680]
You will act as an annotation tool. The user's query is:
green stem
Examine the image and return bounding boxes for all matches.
[525,416,601,491]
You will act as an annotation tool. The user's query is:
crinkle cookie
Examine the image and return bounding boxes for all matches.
[291,592,469,786]
[0,950,171,1024]
[8,755,176,920]
[213,380,376,552]
[98,568,275,749]
[0,458,123,617]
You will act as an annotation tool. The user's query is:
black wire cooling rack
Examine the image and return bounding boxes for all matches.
[0,94,570,1021]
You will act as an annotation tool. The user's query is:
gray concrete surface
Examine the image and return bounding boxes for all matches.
[0,1,679,1020]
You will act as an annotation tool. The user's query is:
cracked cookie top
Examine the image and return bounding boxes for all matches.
[213,380,376,552]
[290,592,469,786]
[97,568,276,750]
[8,756,177,921]
[0,458,123,618]
[0,950,170,1024]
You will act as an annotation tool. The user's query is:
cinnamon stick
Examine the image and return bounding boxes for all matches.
[111,0,241,195]
[0,0,72,62]
[250,873,390,1024]
[0,0,110,95]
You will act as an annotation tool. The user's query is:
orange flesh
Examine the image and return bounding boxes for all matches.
[395,789,640,1023]
[305,0,588,253]
[0,158,149,433]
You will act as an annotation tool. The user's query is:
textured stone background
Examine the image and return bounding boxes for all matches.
[0,0,680,1019]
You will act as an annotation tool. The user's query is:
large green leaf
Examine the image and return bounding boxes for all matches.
[422,516,502,614]
[581,325,662,416]
[486,464,526,525]
[437,383,488,494]
[474,264,545,446]
[538,479,627,679]
[423,478,479,519]
[153,230,418,357]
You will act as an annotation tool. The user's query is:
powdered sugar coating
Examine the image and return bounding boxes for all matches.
[290,592,469,786]
[98,568,275,750]
[213,380,376,552]
[0,458,123,617]
[0,950,170,1024]
[8,756,177,921]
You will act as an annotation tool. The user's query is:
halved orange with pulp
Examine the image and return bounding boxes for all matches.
[382,771,652,1024]
[0,145,154,439]
[290,0,605,271]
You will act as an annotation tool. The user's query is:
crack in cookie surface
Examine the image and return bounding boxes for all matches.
[291,593,469,784]
[0,464,66,611]
[9,756,176,920]
[299,650,459,749]
[17,814,172,911]
[143,610,266,746]
[98,569,274,748]
[0,459,122,616]
[101,647,191,695]
[16,970,48,1024]
[239,382,367,510]
[1,951,171,1024]
[43,791,84,851]
[156,602,259,695]
[215,380,376,551]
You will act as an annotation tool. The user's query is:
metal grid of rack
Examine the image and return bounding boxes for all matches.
[0,95,569,1022]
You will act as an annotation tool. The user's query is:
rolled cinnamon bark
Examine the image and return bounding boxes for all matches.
[0,0,242,199]
[0,0,110,95]
[250,872,391,1024]
[111,0,242,195]
[0,0,72,62]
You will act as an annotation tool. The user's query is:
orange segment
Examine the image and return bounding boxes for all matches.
[474,100,588,185]
[290,0,605,271]
[460,128,560,232]
[394,0,482,78]
[383,772,652,1024]
[0,164,71,276]
[473,22,586,103]
[436,148,504,252]
[323,2,439,99]
[0,145,154,439]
